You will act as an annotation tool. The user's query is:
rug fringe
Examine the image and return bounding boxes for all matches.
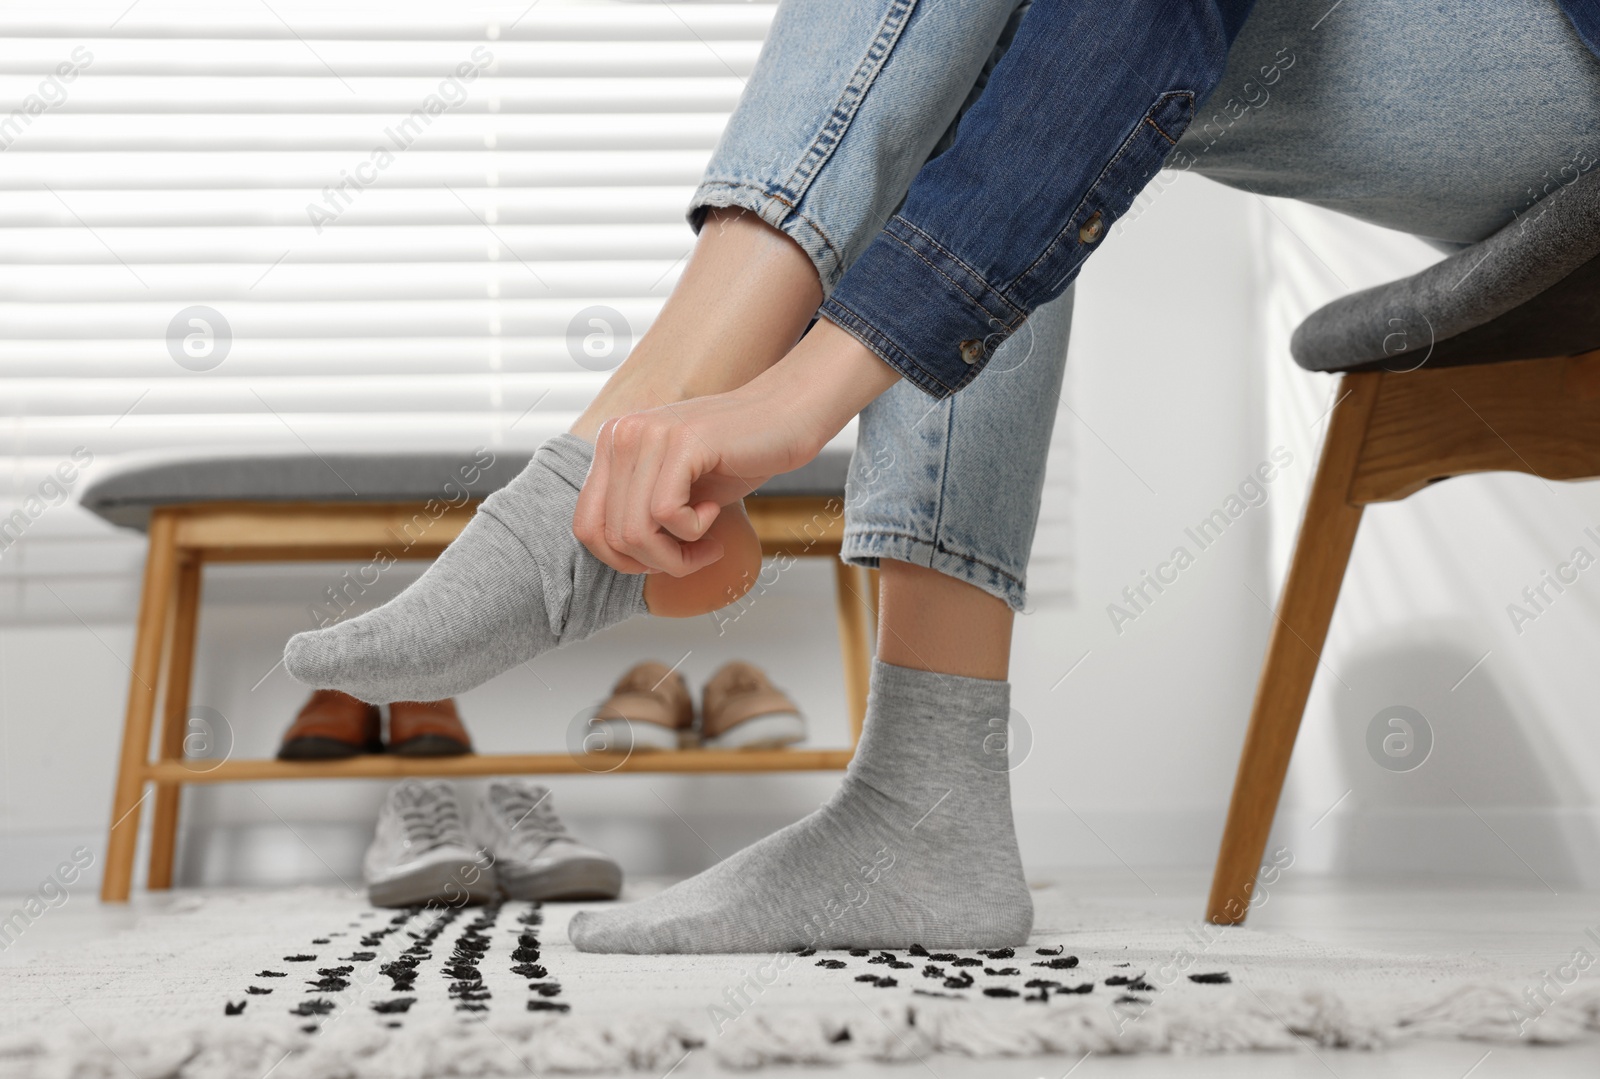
[4,982,1598,1077]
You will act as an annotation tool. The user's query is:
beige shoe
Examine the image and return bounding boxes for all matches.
[701,661,806,749]
[588,661,694,751]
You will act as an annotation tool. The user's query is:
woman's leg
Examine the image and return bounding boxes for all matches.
[564,295,1073,953]
[1176,0,1600,244]
[565,2,1075,953]
[877,562,1015,680]
[566,282,1072,952]
[285,0,1032,704]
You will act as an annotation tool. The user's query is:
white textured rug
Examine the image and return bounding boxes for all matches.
[2,883,1597,1076]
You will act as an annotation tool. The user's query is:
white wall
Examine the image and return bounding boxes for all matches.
[5,170,1597,899]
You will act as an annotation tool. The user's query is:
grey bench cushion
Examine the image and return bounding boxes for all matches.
[80,444,854,532]
[1291,165,1600,373]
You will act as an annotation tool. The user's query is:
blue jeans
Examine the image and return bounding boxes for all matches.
[691,0,1600,611]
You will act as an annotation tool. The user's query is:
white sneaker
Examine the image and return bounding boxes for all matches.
[364,779,496,908]
[472,779,622,901]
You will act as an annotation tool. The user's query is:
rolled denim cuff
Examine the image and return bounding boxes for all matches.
[687,180,850,296]
[843,532,1029,612]
[820,214,1025,399]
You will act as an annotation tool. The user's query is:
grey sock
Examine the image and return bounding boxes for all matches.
[568,660,1032,953]
[283,435,646,703]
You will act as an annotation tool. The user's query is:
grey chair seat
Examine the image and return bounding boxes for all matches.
[80,443,854,533]
[1292,166,1600,373]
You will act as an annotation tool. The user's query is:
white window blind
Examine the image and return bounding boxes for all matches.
[0,1,773,620]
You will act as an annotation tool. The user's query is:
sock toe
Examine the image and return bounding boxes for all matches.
[285,622,389,699]
[568,901,696,954]
[283,628,338,686]
[567,909,624,952]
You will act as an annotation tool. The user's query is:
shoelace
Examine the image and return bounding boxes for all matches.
[395,784,471,854]
[490,786,568,853]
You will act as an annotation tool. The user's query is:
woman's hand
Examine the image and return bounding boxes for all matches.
[574,319,900,576]
[577,383,818,576]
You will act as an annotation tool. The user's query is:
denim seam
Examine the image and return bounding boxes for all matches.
[844,528,1027,589]
[690,178,847,286]
[929,398,953,546]
[777,0,919,206]
[889,216,1028,325]
[821,299,968,398]
[1010,90,1196,295]
[1142,115,1179,145]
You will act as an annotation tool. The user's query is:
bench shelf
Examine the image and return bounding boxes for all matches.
[102,496,876,901]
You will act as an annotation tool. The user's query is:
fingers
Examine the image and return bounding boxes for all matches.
[607,418,682,572]
[577,411,724,577]
[651,434,722,544]
[573,418,652,575]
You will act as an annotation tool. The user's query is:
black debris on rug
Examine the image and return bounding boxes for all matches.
[805,942,1231,1007]
[225,901,570,1025]
[1033,955,1080,969]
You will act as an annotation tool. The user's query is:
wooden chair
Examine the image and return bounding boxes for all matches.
[85,447,876,902]
[1206,170,1600,924]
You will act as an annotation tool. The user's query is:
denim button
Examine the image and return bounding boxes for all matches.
[959,339,984,364]
[1078,211,1104,244]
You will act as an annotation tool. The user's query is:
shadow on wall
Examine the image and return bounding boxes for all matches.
[1327,625,1592,885]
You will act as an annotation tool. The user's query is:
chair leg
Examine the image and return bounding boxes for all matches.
[102,511,181,902]
[148,556,202,891]
[834,561,875,748]
[1206,374,1380,925]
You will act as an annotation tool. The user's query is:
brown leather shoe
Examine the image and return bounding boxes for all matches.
[588,661,694,751]
[701,662,805,749]
[279,689,382,760]
[388,698,473,757]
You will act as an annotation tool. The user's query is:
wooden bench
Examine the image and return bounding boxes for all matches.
[82,447,875,901]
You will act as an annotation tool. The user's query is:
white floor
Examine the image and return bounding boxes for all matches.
[4,869,1598,1077]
